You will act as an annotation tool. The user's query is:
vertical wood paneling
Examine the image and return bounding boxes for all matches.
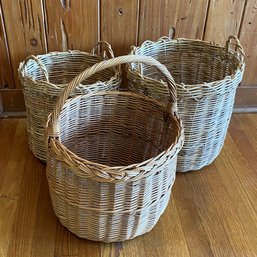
[204,0,245,44]
[101,0,139,56]
[138,0,209,43]
[45,0,98,52]
[0,2,13,88]
[0,0,256,111]
[1,0,47,88]
[238,0,257,86]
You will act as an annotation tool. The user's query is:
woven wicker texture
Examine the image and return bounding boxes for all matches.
[46,55,184,242]
[19,41,121,162]
[127,35,245,172]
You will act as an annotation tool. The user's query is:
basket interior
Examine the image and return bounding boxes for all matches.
[133,41,240,85]
[24,52,117,85]
[58,93,179,167]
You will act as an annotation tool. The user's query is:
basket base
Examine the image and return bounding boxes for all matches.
[177,148,222,172]
[50,188,172,243]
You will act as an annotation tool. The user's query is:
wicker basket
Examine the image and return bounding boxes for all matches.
[18,41,121,162]
[127,35,245,172]
[46,55,184,242]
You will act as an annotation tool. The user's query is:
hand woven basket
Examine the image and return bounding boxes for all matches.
[46,55,184,242]
[127,35,245,172]
[18,41,121,162]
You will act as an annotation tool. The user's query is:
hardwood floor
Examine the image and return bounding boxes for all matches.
[0,114,257,257]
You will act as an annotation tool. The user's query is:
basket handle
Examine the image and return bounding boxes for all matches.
[91,41,115,59]
[20,55,49,82]
[225,35,245,63]
[49,55,177,136]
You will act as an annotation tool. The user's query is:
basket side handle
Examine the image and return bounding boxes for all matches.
[49,55,177,136]
[225,35,245,63]
[91,41,115,59]
[19,55,49,82]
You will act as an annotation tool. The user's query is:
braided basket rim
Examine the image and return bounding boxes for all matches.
[47,91,184,183]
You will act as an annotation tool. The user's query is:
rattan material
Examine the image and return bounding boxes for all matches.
[46,55,184,242]
[18,41,121,162]
[127,35,245,172]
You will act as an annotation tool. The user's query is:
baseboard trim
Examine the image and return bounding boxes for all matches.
[0,107,256,118]
[0,89,25,113]
[234,86,257,109]
[1,86,257,117]
[0,111,26,118]
[233,107,257,113]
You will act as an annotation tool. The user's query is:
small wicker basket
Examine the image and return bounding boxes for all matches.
[19,41,121,162]
[127,35,245,172]
[46,55,184,242]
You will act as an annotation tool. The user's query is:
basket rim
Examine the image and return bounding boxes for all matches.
[127,37,245,99]
[18,50,121,88]
[47,90,184,183]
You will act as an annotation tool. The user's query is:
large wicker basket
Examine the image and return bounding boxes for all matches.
[127,35,245,172]
[46,55,184,242]
[19,41,121,162]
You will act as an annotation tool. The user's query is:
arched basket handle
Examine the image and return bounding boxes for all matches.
[225,35,245,63]
[91,41,115,59]
[48,55,178,138]
[19,55,49,82]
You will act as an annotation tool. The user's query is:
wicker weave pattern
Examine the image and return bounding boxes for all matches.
[46,55,184,242]
[19,41,121,162]
[127,36,245,172]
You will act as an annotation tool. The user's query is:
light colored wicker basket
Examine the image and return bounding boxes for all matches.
[18,41,121,162]
[46,55,184,242]
[127,35,245,172]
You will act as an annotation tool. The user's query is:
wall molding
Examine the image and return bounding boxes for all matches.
[0,89,25,114]
[234,86,257,112]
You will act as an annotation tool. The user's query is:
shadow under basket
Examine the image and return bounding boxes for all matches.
[18,41,121,162]
[46,56,184,242]
[127,35,245,172]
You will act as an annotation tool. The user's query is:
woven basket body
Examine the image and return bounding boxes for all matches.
[19,42,121,162]
[127,36,245,172]
[46,56,184,242]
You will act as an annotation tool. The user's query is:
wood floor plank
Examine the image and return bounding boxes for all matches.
[78,240,101,257]
[247,113,257,129]
[245,113,257,159]
[54,221,81,257]
[215,139,257,255]
[30,173,57,257]
[238,114,257,153]
[100,243,121,257]
[54,222,105,257]
[0,119,28,257]
[7,152,44,257]
[185,169,236,257]
[113,197,191,257]
[173,174,215,257]
[0,119,28,199]
[0,199,17,257]
[0,119,18,187]
[203,163,256,256]
[228,115,257,210]
[0,116,257,257]
[223,132,257,204]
